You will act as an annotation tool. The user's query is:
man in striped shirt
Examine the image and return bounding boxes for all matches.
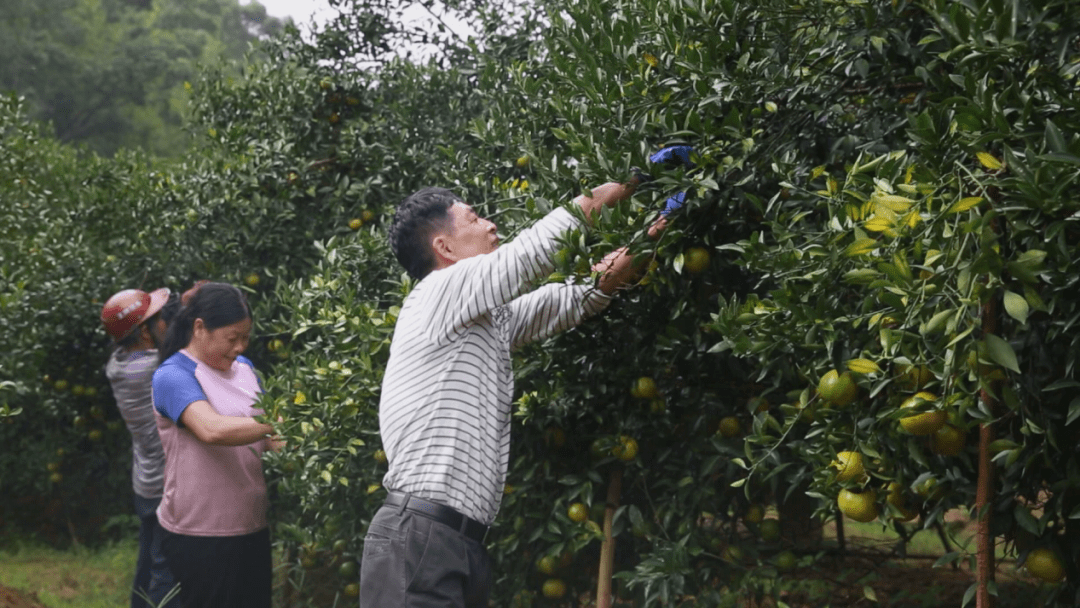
[102,287,180,608]
[362,170,669,607]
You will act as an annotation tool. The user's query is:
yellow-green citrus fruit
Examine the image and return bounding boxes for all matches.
[817,370,857,407]
[612,435,638,461]
[775,550,797,571]
[722,545,744,563]
[567,502,589,523]
[1025,548,1065,583]
[537,555,557,575]
[930,424,966,456]
[373,449,388,464]
[245,273,260,287]
[718,416,741,438]
[899,392,946,435]
[838,489,878,523]
[899,365,933,390]
[516,155,530,168]
[338,561,358,578]
[343,583,359,597]
[683,247,711,274]
[833,451,865,482]
[760,518,781,542]
[543,426,566,448]
[649,398,666,414]
[886,482,918,522]
[349,218,363,230]
[632,376,659,400]
[541,578,567,599]
[744,504,765,524]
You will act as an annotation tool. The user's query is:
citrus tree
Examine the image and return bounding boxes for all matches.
[252,0,1079,605]
[4,0,1079,606]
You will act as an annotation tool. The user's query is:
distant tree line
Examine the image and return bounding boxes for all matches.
[0,0,287,156]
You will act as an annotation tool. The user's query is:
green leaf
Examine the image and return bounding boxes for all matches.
[984,334,1020,374]
[1014,504,1040,535]
[921,308,954,336]
[934,552,961,568]
[1002,291,1029,325]
[946,197,983,214]
[1067,398,1080,426]
[844,268,881,284]
[863,586,878,602]
[962,583,977,607]
[845,239,880,257]
[1044,119,1067,154]
[1044,380,1080,392]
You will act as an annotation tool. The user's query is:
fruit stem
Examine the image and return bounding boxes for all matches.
[596,466,623,608]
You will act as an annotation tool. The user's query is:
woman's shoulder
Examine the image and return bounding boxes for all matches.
[235,355,258,373]
[153,351,197,381]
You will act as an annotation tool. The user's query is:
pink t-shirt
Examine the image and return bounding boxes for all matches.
[151,349,269,536]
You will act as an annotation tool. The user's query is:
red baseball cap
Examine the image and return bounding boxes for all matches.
[100,287,171,342]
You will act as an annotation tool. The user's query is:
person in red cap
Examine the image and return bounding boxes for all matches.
[101,287,180,608]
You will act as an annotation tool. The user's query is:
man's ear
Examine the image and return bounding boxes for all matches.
[431,233,455,264]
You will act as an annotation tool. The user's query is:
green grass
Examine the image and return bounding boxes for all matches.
[830,510,1016,563]
[0,537,137,608]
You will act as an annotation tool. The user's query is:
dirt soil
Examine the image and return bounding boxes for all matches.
[775,554,1040,608]
[0,586,47,608]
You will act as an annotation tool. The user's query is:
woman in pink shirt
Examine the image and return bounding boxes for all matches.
[151,282,278,608]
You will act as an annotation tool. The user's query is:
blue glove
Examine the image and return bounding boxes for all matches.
[661,191,686,216]
[649,145,694,215]
[649,145,695,168]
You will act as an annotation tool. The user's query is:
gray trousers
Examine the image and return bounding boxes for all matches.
[359,503,491,608]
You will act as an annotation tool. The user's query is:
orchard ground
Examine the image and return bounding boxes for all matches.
[0,509,1057,608]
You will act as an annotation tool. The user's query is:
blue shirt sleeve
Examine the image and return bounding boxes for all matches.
[152,353,207,425]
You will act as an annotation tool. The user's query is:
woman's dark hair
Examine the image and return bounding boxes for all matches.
[159,291,181,325]
[388,187,460,280]
[159,282,251,363]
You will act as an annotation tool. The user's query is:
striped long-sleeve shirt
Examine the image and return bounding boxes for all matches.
[105,348,165,499]
[379,206,612,524]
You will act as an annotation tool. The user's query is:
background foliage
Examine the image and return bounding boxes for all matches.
[0,0,286,156]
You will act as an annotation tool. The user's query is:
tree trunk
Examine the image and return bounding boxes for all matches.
[596,467,623,608]
[777,480,825,549]
[976,297,1001,608]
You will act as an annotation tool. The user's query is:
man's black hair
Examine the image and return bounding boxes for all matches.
[388,187,461,280]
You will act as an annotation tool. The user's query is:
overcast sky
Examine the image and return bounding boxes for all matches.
[252,0,337,28]
[249,0,476,41]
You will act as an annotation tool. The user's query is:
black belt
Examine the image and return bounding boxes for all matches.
[384,491,489,543]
